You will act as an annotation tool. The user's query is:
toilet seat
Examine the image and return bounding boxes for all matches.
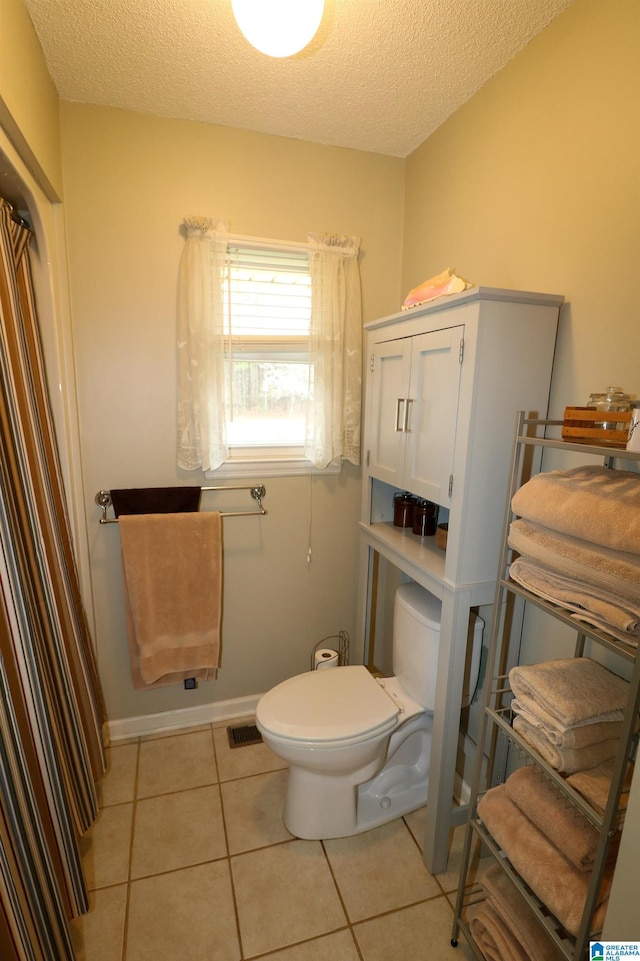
[257,665,400,745]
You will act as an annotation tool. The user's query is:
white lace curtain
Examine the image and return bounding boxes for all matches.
[177,218,229,471]
[177,220,363,472]
[305,232,362,469]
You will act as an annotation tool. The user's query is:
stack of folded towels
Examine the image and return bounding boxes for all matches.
[468,861,564,961]
[473,656,633,945]
[508,465,640,647]
[509,657,630,774]
[476,764,619,940]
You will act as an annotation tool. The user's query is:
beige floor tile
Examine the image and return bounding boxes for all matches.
[403,807,491,893]
[136,729,217,797]
[80,803,133,890]
[213,723,287,782]
[259,928,362,960]
[404,804,426,850]
[98,742,138,807]
[126,861,240,961]
[354,896,460,961]
[69,885,127,961]
[434,823,491,894]
[221,769,292,854]
[231,839,346,957]
[131,785,227,878]
[324,818,440,922]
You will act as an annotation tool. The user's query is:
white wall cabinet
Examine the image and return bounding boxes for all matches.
[367,325,463,505]
[356,287,563,874]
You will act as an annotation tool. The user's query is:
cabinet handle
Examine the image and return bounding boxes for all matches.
[395,398,405,432]
[404,398,414,432]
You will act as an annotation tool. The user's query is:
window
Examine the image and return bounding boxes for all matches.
[177,220,362,476]
[222,243,312,463]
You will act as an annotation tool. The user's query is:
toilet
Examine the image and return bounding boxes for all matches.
[256,582,483,840]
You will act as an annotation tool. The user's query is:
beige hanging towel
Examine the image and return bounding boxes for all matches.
[119,512,222,689]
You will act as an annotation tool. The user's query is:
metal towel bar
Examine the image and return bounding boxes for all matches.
[95,485,267,523]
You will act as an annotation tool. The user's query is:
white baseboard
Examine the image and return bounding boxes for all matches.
[107,693,262,742]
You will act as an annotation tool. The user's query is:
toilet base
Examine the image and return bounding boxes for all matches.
[283,714,431,840]
[356,722,430,832]
[283,751,385,840]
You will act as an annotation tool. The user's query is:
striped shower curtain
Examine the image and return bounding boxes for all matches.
[0,197,106,961]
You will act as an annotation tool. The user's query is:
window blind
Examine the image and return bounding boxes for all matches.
[224,244,311,345]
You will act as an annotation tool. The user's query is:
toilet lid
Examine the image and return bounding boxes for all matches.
[257,665,400,742]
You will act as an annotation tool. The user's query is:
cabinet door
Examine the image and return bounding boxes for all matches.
[403,326,463,505]
[366,338,412,487]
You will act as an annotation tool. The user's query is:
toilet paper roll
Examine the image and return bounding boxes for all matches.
[314,649,339,670]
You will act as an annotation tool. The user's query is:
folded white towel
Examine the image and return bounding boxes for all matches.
[508,518,640,604]
[509,657,628,729]
[571,612,639,650]
[511,699,624,748]
[509,557,640,636]
[511,465,640,554]
[513,716,619,773]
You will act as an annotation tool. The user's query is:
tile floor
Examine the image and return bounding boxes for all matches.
[71,721,486,961]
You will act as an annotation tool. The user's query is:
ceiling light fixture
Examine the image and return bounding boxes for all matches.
[231,0,325,58]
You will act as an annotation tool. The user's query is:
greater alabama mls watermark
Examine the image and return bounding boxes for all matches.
[591,943,640,961]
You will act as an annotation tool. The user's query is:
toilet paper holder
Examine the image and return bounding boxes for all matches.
[310,631,350,671]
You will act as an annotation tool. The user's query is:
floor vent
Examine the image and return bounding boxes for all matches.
[227,723,263,749]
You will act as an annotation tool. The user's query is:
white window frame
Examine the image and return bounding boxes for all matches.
[205,234,340,480]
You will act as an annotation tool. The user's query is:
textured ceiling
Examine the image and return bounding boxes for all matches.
[23,0,574,158]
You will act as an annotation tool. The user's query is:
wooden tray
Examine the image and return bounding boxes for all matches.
[562,406,632,448]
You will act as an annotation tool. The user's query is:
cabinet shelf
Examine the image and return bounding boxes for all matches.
[452,413,640,961]
[359,520,447,594]
[515,421,640,462]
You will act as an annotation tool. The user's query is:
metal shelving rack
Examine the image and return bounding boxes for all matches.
[451,412,640,961]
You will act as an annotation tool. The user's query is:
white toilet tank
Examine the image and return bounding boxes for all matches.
[393,582,442,709]
[393,582,484,711]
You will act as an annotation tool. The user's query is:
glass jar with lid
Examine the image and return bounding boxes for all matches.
[587,386,631,430]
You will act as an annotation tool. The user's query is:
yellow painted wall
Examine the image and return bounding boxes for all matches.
[403,0,639,675]
[59,103,405,721]
[400,1,640,918]
[0,0,62,198]
[0,3,94,610]
[403,0,639,423]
